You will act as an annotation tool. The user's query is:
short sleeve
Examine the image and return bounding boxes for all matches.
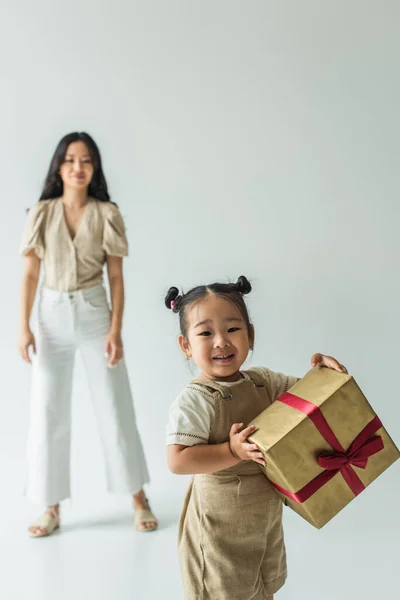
[102,204,128,257]
[253,367,298,402]
[166,386,215,446]
[19,202,47,259]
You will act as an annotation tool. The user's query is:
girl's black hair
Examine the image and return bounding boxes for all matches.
[165,276,252,337]
[39,132,111,202]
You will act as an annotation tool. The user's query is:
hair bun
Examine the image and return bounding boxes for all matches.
[165,286,182,312]
[236,275,252,295]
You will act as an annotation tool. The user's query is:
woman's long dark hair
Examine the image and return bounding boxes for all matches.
[39,132,111,202]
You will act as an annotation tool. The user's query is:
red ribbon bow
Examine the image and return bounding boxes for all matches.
[317,434,384,495]
[268,392,384,503]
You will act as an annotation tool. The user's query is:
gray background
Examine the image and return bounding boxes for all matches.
[1,1,399,599]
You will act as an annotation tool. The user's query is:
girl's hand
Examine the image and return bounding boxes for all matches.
[18,328,36,364]
[311,353,348,374]
[105,331,123,368]
[229,423,266,466]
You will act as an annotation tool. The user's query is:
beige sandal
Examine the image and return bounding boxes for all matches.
[28,509,60,538]
[134,498,158,532]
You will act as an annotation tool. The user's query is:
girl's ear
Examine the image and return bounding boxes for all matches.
[178,334,192,360]
[248,324,255,350]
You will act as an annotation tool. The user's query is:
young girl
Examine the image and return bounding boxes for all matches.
[19,132,157,536]
[165,276,347,600]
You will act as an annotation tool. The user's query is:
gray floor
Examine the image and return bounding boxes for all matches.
[2,472,398,600]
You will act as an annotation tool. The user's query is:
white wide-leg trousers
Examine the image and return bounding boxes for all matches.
[26,284,150,506]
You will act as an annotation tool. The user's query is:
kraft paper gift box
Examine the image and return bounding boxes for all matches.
[248,366,400,528]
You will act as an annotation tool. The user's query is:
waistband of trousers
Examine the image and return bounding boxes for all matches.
[40,284,106,301]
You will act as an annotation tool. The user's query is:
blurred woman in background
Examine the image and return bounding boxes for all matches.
[19,132,157,537]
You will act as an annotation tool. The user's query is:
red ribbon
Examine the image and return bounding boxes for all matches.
[268,392,384,504]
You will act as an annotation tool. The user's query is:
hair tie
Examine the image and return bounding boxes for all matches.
[170,300,175,310]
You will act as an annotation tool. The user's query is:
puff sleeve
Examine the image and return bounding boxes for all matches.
[19,202,47,259]
[102,203,128,257]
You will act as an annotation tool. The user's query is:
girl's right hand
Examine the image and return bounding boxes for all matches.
[229,423,266,466]
[18,328,36,364]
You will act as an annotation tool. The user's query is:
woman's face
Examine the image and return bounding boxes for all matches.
[59,141,94,191]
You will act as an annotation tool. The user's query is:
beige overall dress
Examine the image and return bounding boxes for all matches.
[178,369,287,600]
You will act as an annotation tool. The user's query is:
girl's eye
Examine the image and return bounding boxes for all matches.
[198,331,212,337]
[228,327,241,333]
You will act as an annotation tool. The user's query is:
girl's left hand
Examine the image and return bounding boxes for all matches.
[311,353,348,374]
[105,331,124,367]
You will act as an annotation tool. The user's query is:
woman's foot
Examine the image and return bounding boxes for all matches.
[133,490,158,532]
[28,505,60,538]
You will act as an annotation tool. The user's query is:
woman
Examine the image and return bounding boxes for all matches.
[19,132,157,537]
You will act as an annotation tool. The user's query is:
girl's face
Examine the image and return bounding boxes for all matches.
[59,141,94,192]
[179,294,254,382]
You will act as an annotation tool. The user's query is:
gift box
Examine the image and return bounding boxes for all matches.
[248,366,400,528]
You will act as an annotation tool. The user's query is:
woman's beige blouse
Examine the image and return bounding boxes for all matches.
[20,198,128,292]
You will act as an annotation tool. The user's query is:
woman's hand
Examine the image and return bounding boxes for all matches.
[18,327,36,364]
[229,423,266,466]
[311,353,348,373]
[105,331,124,367]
